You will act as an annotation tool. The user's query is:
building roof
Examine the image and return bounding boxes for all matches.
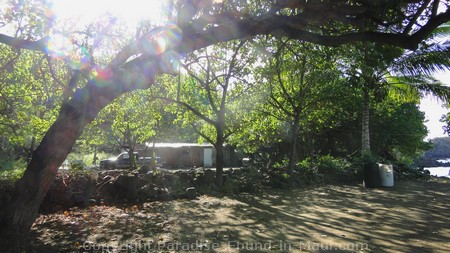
[145,142,214,148]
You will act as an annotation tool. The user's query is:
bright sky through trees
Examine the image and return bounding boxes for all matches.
[420,72,450,139]
[41,0,171,72]
[50,0,166,26]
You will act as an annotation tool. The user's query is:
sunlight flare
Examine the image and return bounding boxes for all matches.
[46,33,91,69]
[50,0,166,26]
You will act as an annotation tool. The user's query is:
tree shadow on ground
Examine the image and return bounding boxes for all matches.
[172,180,449,253]
[30,179,450,253]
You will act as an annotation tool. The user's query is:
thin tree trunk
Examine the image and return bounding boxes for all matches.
[93,146,98,165]
[125,123,137,169]
[27,136,36,165]
[287,116,301,175]
[215,141,225,187]
[214,117,226,187]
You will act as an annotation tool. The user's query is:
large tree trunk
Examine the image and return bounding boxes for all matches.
[0,60,161,252]
[0,107,84,252]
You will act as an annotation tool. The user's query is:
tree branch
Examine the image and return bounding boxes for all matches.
[403,0,432,35]
[0,34,48,51]
[274,45,295,107]
[191,122,214,145]
[182,10,450,52]
[3,4,450,58]
[220,40,245,111]
[156,96,217,126]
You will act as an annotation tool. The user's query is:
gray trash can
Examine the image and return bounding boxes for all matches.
[379,164,394,187]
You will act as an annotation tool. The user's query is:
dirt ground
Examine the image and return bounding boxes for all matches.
[30,178,450,253]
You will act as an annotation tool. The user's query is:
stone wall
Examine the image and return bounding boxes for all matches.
[40,167,254,212]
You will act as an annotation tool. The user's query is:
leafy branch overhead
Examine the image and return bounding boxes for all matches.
[2,1,450,61]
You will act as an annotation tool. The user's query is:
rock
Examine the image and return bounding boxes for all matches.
[112,174,139,202]
[242,157,251,167]
[98,181,114,203]
[71,176,96,207]
[114,174,138,190]
[185,187,197,199]
[138,165,150,174]
[222,175,235,194]
[87,199,97,206]
[139,184,158,200]
[163,173,180,187]
[42,176,73,209]
[155,187,171,200]
[200,169,215,185]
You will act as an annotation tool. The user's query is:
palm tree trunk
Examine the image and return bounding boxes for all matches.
[361,88,382,187]
[362,89,371,155]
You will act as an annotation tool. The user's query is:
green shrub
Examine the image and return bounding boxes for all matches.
[315,155,351,174]
[293,158,319,185]
[67,151,114,167]
[295,155,354,185]
[1,160,26,209]
[0,159,27,188]
[68,160,87,176]
[0,157,24,171]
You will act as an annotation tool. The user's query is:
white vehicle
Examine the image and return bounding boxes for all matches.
[99,152,159,170]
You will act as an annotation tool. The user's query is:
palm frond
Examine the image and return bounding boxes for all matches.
[392,41,450,76]
[428,22,450,39]
[387,76,422,103]
[415,81,450,102]
[387,75,450,103]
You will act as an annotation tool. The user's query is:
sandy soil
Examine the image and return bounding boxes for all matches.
[30,178,450,253]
